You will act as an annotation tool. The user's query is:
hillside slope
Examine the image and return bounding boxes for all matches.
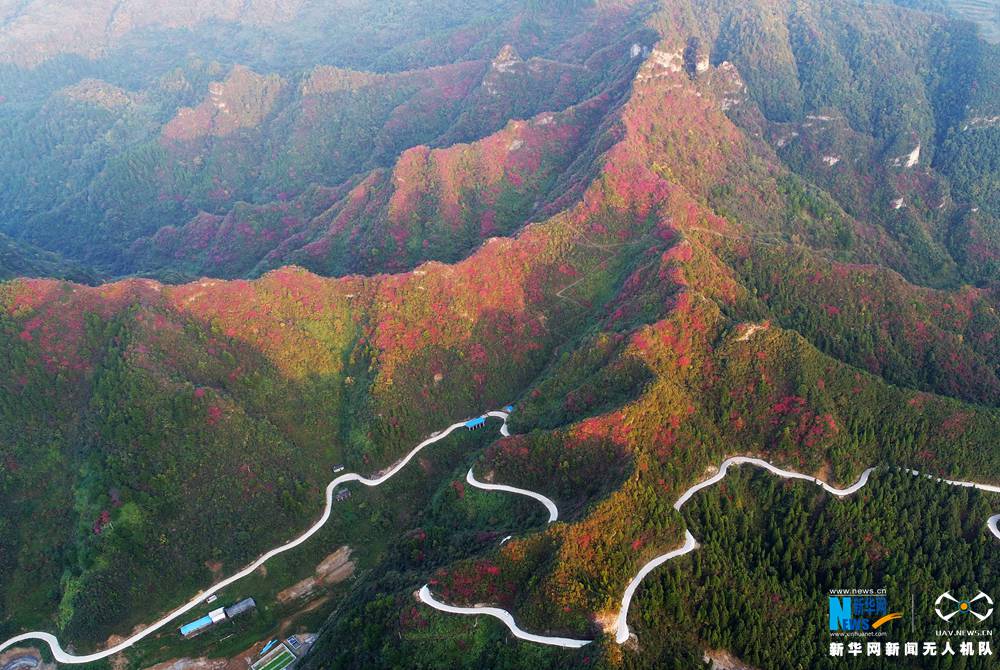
[0,1,999,669]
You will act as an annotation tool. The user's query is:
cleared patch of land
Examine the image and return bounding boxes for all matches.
[0,648,54,670]
[276,546,354,603]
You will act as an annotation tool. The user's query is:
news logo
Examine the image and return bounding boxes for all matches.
[934,591,994,623]
[829,589,903,633]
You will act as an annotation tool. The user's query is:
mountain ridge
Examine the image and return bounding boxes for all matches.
[1,1,999,669]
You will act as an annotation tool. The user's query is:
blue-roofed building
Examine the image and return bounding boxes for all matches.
[179,614,214,637]
[465,417,486,430]
[179,606,227,637]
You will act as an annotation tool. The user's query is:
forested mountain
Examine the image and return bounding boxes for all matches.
[0,0,650,276]
[0,1,998,669]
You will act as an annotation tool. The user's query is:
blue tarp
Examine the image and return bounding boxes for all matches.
[179,615,213,636]
[504,405,514,412]
[464,417,486,429]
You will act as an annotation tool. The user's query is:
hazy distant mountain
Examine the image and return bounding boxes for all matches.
[898,0,1000,43]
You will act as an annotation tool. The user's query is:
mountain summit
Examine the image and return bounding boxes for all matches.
[492,44,523,72]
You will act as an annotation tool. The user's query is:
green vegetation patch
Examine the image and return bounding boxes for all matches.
[253,647,296,670]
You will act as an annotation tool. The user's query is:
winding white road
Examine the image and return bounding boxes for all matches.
[901,467,1000,495]
[614,459,999,644]
[465,468,559,523]
[416,453,571,645]
[417,586,590,648]
[614,530,699,644]
[7,408,998,659]
[615,458,875,643]
[422,454,1000,648]
[673,458,875,512]
[488,411,511,438]
[0,410,510,664]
